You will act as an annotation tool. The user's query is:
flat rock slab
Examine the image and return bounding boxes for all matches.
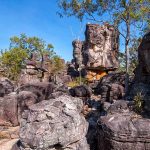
[97,112,150,150]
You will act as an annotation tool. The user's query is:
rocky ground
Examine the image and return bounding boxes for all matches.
[0,30,149,150]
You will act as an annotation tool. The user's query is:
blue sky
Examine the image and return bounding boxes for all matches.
[0,0,88,61]
[0,0,135,61]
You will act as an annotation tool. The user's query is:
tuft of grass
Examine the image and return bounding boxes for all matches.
[67,77,88,88]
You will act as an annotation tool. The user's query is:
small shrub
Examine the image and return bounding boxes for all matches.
[134,92,144,113]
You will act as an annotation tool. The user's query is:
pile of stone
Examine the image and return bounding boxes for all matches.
[19,53,52,85]
[0,79,89,150]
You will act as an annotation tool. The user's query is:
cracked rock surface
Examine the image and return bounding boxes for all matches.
[16,95,89,150]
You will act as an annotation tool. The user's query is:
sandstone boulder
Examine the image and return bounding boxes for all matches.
[17,82,55,100]
[17,95,89,150]
[0,78,14,97]
[130,32,150,114]
[69,85,92,98]
[95,73,125,102]
[0,93,18,126]
[83,23,119,70]
[97,100,150,150]
[135,32,150,84]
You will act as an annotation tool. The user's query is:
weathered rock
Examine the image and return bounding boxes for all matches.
[69,85,92,98]
[17,95,89,150]
[97,111,150,150]
[0,93,18,126]
[135,32,150,84]
[107,100,129,114]
[70,23,119,82]
[17,82,55,100]
[95,73,125,102]
[54,73,72,86]
[0,126,19,139]
[0,78,14,97]
[72,40,83,68]
[17,91,39,121]
[130,32,150,114]
[0,84,5,97]
[0,139,19,150]
[83,23,119,70]
[96,100,150,150]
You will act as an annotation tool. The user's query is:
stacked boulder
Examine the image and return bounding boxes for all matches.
[71,23,119,81]
[0,79,89,150]
[0,82,55,127]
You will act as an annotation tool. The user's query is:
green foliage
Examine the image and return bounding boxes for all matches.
[118,38,141,74]
[0,48,28,80]
[0,34,63,80]
[58,0,150,25]
[51,56,65,74]
[134,92,144,113]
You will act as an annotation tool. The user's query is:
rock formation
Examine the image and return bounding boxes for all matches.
[95,72,125,102]
[97,101,150,150]
[97,32,150,150]
[19,53,52,85]
[72,40,83,69]
[134,32,150,84]
[71,23,119,81]
[15,95,89,150]
[0,78,14,97]
[0,82,55,127]
[84,23,119,69]
[130,31,150,114]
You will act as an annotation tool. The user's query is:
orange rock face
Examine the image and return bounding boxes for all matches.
[86,70,107,82]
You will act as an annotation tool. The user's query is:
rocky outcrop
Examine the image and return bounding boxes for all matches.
[0,82,55,127]
[70,23,119,82]
[130,32,150,114]
[0,93,18,126]
[83,23,119,70]
[97,100,150,150]
[135,32,150,84]
[19,53,52,85]
[15,95,89,150]
[72,40,83,69]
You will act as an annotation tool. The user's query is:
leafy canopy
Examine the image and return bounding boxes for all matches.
[0,34,64,80]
